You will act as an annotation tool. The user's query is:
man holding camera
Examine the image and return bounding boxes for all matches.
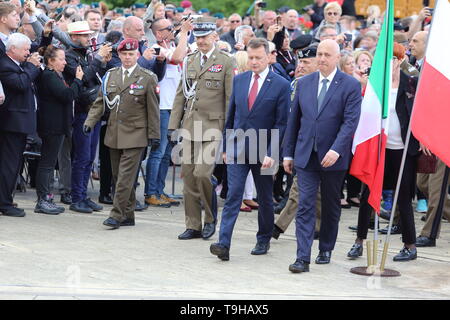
[84,38,160,229]
[63,20,111,214]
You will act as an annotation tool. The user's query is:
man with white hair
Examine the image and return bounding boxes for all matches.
[0,33,41,217]
[219,13,242,50]
[283,39,361,273]
[233,25,255,52]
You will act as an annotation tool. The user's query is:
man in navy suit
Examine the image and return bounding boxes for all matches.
[0,33,42,217]
[282,39,361,273]
[210,38,290,261]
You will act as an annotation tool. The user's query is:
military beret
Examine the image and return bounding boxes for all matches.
[181,0,192,8]
[277,6,291,14]
[117,38,139,52]
[214,13,225,19]
[290,34,313,51]
[132,3,146,9]
[114,8,124,14]
[91,2,99,8]
[176,7,185,13]
[198,8,210,14]
[297,46,317,59]
[193,17,217,37]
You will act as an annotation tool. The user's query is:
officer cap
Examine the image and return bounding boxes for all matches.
[290,34,313,51]
[297,46,317,59]
[192,17,217,37]
[117,38,139,52]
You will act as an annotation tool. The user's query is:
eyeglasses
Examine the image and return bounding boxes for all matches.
[230,20,241,23]
[327,12,339,16]
[159,25,174,32]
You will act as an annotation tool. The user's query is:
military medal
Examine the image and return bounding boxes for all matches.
[208,64,223,73]
[129,90,134,94]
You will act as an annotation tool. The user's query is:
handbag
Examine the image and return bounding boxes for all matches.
[417,153,437,174]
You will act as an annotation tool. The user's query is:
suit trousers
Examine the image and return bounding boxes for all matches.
[109,147,144,221]
[181,140,220,231]
[219,163,274,249]
[275,174,322,233]
[356,149,417,244]
[99,124,113,198]
[0,131,27,211]
[295,152,346,263]
[57,134,72,194]
[35,134,64,199]
[418,159,450,238]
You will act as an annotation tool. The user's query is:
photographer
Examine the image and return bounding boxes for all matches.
[35,46,84,214]
[63,20,111,214]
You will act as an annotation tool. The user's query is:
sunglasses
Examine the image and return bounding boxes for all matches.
[159,25,174,32]
[230,20,241,23]
[327,12,339,16]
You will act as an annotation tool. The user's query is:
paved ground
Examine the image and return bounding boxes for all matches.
[1,167,450,300]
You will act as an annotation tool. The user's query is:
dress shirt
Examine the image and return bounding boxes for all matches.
[122,63,138,83]
[199,46,215,66]
[248,66,270,96]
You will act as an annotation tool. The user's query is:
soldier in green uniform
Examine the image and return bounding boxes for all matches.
[168,17,237,240]
[84,38,160,229]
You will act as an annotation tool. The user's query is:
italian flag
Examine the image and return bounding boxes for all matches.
[411,0,450,167]
[349,0,394,214]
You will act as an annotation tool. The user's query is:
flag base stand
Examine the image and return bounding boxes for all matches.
[350,266,401,277]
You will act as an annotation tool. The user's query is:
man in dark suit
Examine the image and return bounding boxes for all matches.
[0,33,42,217]
[282,39,361,273]
[210,38,290,261]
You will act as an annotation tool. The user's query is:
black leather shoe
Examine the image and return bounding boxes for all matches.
[120,218,135,226]
[251,242,270,255]
[178,229,202,240]
[210,243,230,261]
[84,198,103,212]
[347,198,360,208]
[416,236,436,247]
[289,260,310,273]
[202,222,216,240]
[103,217,120,229]
[348,225,358,231]
[1,206,26,217]
[379,224,401,234]
[70,201,93,214]
[393,247,417,261]
[314,231,320,240]
[347,243,363,259]
[99,194,113,205]
[341,202,351,209]
[379,208,391,221]
[421,215,427,222]
[60,193,72,205]
[272,225,283,240]
[135,200,148,212]
[315,251,332,264]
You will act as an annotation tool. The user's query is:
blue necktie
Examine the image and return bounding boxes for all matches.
[317,78,329,112]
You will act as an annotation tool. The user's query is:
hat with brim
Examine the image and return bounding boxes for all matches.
[67,21,94,35]
[193,17,216,37]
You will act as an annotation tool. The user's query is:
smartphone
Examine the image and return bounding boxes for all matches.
[154,47,161,55]
[257,1,267,8]
[276,16,282,26]
[344,33,352,42]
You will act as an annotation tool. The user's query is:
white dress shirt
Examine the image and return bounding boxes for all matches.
[199,46,216,67]
[248,66,270,96]
[121,64,138,83]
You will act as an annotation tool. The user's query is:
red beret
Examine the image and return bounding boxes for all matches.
[117,38,139,52]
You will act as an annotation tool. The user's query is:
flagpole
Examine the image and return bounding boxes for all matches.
[379,0,441,271]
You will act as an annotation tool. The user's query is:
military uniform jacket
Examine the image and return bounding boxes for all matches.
[168,47,236,142]
[85,65,160,149]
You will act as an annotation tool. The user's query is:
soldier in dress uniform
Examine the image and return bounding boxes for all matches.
[168,17,237,240]
[84,38,160,229]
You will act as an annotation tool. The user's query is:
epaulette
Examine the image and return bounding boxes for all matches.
[140,67,156,76]
[106,66,120,73]
[187,50,199,56]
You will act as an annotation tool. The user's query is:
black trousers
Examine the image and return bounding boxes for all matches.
[341,171,362,199]
[0,131,27,211]
[99,124,113,197]
[357,149,417,245]
[35,134,64,199]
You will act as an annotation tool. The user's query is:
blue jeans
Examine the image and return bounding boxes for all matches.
[144,110,172,196]
[71,113,101,203]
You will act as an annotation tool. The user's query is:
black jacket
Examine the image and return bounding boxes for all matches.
[63,46,107,113]
[0,56,41,135]
[396,70,420,156]
[37,68,83,137]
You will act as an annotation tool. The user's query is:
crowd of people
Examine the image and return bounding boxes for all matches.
[0,0,448,273]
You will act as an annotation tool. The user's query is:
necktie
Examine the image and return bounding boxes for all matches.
[91,37,97,51]
[317,78,329,111]
[248,74,260,111]
[123,69,129,84]
[201,55,208,68]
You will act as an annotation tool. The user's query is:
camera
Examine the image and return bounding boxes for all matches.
[302,5,313,13]
[344,33,352,42]
[154,47,160,55]
[364,67,371,75]
[257,1,267,8]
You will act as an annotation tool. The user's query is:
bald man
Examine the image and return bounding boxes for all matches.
[256,10,277,39]
[409,31,428,70]
[284,9,302,40]
[282,40,362,272]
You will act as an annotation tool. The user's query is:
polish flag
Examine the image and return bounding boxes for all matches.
[411,0,450,167]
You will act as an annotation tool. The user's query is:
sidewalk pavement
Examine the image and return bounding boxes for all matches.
[1,168,450,300]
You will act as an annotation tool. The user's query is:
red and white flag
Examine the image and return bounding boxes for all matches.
[411,0,450,167]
